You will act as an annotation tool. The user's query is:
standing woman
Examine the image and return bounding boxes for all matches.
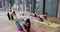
[7,11,17,22]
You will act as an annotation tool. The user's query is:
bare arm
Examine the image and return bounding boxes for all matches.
[30,27,35,32]
[10,15,12,22]
[30,28,33,32]
[21,25,27,32]
[15,14,17,19]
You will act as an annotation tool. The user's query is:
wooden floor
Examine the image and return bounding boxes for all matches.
[30,16,60,32]
[0,12,60,32]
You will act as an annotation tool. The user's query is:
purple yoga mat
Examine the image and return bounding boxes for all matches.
[18,31,24,32]
[15,26,24,32]
[14,25,36,32]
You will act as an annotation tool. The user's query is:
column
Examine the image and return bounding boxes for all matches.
[57,0,60,19]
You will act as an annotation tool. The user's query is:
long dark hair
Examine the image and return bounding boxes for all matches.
[25,19,31,32]
[43,12,48,19]
[13,11,16,15]
[25,19,31,27]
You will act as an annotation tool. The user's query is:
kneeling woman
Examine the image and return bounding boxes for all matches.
[7,11,17,22]
[20,19,35,32]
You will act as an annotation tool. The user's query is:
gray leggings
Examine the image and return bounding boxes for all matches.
[16,21,23,31]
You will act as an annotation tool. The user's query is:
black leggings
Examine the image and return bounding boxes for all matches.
[7,13,13,20]
[38,17,44,21]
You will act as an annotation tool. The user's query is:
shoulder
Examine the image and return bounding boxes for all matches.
[40,15,43,16]
[20,21,25,26]
[40,15,44,18]
[9,12,13,15]
[17,19,25,26]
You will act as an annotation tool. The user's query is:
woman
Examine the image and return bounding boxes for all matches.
[38,13,48,21]
[23,19,31,32]
[19,19,35,32]
[34,11,40,17]
[7,11,17,22]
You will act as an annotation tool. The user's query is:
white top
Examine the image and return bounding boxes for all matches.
[9,12,13,15]
[40,15,44,19]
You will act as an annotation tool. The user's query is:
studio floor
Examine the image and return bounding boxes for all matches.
[0,12,60,32]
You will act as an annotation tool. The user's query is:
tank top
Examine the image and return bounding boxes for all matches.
[9,12,13,15]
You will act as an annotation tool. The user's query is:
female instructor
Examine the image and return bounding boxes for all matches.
[7,11,17,22]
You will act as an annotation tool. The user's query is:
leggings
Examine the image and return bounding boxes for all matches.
[38,17,44,21]
[7,13,13,20]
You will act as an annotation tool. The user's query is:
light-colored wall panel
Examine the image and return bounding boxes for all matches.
[35,0,43,14]
[57,0,60,19]
[45,0,57,17]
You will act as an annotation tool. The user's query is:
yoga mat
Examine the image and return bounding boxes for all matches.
[48,23,60,28]
[40,21,60,28]
[34,20,60,28]
[12,19,16,24]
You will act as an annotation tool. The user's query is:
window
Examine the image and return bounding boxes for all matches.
[3,0,5,6]
[0,2,2,8]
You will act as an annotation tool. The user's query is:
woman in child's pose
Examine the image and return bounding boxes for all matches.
[19,19,35,32]
[23,19,31,32]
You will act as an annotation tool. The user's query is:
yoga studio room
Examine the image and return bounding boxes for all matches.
[0,0,60,32]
